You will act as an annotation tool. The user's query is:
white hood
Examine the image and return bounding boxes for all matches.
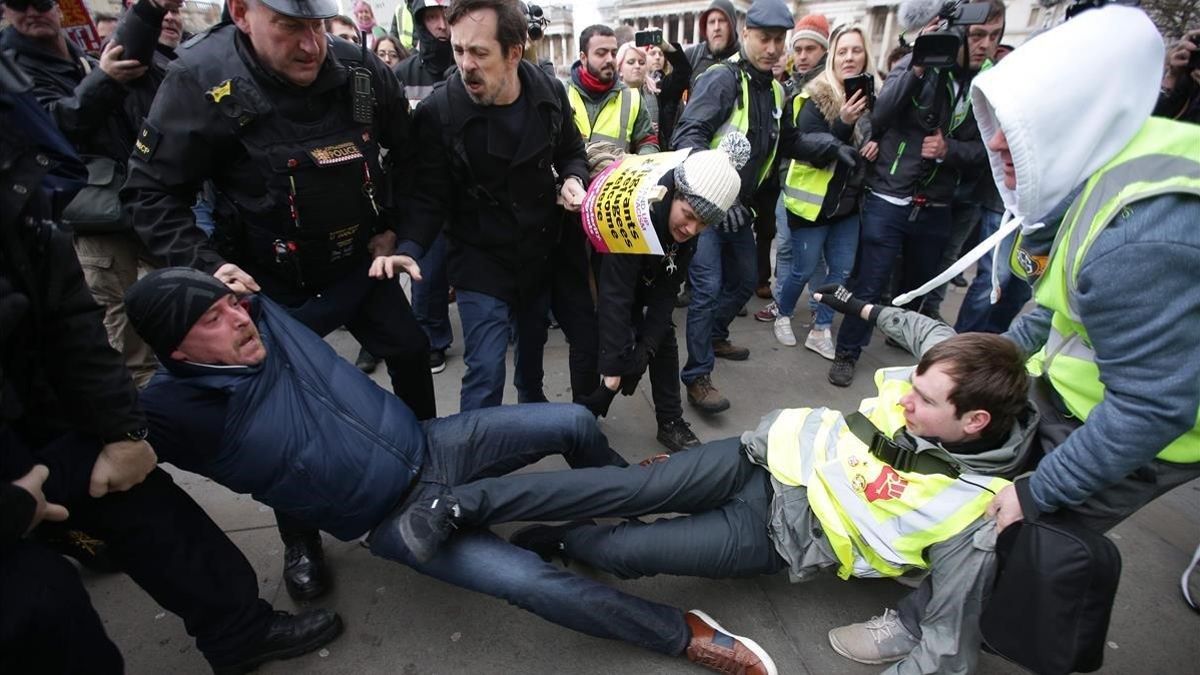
[893,5,1165,307]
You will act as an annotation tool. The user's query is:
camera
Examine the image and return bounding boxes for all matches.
[524,3,549,41]
[910,1,992,68]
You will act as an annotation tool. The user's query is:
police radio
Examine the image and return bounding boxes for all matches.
[352,34,375,124]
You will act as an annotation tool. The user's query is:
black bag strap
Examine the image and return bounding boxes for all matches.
[844,411,961,478]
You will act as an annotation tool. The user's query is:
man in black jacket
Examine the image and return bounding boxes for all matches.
[827,1,1003,388]
[400,0,590,411]
[0,57,339,675]
[685,0,740,86]
[0,0,170,387]
[672,0,790,415]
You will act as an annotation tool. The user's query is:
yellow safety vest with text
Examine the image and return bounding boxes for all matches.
[567,85,642,150]
[763,367,1009,579]
[1017,117,1200,464]
[709,58,784,188]
[780,92,836,220]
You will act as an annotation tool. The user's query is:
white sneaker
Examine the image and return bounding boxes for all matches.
[828,608,918,665]
[804,327,835,360]
[773,316,796,346]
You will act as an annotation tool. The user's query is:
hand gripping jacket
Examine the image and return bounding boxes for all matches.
[1013,117,1200,464]
[745,366,1010,579]
[187,30,386,290]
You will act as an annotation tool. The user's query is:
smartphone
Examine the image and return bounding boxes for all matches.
[635,29,663,48]
[842,73,876,109]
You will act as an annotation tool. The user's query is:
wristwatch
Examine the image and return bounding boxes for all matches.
[123,427,150,443]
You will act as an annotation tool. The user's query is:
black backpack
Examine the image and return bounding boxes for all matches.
[981,515,1122,674]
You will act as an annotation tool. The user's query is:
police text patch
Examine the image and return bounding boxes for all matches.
[306,142,364,167]
[134,123,162,161]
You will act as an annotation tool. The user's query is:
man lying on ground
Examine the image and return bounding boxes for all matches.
[395,287,1037,674]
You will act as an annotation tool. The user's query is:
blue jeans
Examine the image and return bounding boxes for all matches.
[770,198,791,299]
[835,193,951,360]
[776,213,859,328]
[456,289,550,410]
[368,404,690,656]
[410,233,453,352]
[191,196,216,237]
[682,225,757,383]
[953,209,1033,333]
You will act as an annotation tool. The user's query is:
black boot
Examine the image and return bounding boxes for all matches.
[283,537,330,602]
[509,520,597,564]
[212,609,343,675]
[656,418,701,454]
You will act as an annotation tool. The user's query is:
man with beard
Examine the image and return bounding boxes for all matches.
[387,0,455,377]
[685,0,740,86]
[400,0,590,411]
[0,0,177,388]
[673,0,791,414]
[122,0,435,604]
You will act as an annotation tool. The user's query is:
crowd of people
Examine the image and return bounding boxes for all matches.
[2,0,1198,673]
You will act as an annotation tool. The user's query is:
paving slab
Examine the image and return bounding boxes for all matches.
[85,283,1200,674]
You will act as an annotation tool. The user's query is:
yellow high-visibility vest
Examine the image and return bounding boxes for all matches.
[1013,117,1200,464]
[567,85,641,150]
[780,92,835,220]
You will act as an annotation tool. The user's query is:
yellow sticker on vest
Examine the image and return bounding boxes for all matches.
[306,142,364,166]
[206,80,232,103]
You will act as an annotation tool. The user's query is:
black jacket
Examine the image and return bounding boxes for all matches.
[400,59,588,305]
[684,0,739,87]
[673,56,781,206]
[0,81,144,513]
[122,24,413,278]
[391,20,452,104]
[653,43,692,151]
[866,55,987,203]
[595,174,694,377]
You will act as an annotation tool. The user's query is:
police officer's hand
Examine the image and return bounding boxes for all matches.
[214,263,261,294]
[98,43,148,84]
[12,465,69,534]
[89,440,158,498]
[369,255,422,282]
[559,176,587,213]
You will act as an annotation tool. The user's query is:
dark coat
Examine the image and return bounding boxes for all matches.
[401,59,588,305]
[391,19,452,104]
[141,297,425,541]
[673,56,781,206]
[684,0,740,87]
[866,54,987,203]
[594,174,694,376]
[0,83,145,500]
[652,43,692,150]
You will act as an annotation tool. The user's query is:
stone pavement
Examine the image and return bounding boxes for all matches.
[84,284,1200,674]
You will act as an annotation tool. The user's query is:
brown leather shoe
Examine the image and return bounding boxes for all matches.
[712,339,750,361]
[686,375,730,414]
[685,610,777,675]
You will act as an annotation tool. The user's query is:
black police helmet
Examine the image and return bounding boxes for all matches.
[256,0,340,20]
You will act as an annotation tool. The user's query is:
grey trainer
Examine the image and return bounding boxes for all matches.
[828,608,918,665]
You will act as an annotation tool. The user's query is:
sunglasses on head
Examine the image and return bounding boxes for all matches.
[4,0,58,11]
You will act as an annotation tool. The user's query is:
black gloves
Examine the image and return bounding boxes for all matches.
[718,203,751,233]
[579,383,618,418]
[835,144,860,169]
[814,284,882,324]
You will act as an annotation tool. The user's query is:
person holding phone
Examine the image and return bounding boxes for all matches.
[1155,28,1200,123]
[772,25,879,360]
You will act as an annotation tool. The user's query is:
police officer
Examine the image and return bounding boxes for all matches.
[122,0,433,601]
[0,51,340,674]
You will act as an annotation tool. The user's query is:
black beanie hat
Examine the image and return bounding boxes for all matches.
[124,267,234,357]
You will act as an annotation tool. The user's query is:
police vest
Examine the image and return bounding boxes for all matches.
[187,28,385,290]
[780,92,835,220]
[708,57,783,189]
[762,367,1009,579]
[1014,117,1200,464]
[567,84,641,150]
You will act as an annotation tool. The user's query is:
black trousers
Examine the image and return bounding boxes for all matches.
[753,186,781,288]
[13,431,273,668]
[550,220,600,404]
[0,542,123,674]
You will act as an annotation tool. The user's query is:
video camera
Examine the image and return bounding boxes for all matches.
[907,0,993,68]
[524,3,550,41]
